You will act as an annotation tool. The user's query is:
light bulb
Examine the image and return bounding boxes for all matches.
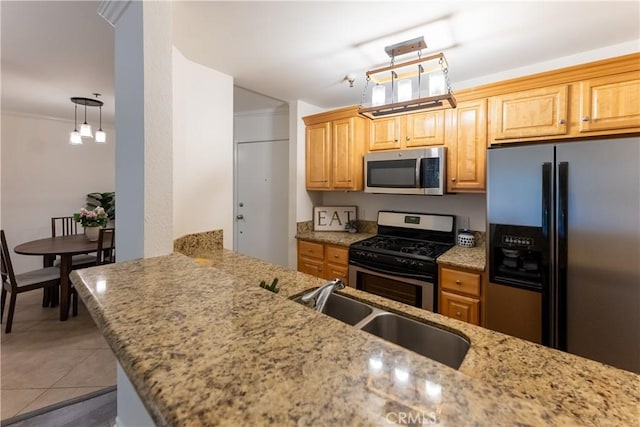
[372,84,386,106]
[69,131,82,145]
[95,129,106,143]
[429,72,446,96]
[397,79,412,102]
[80,123,93,138]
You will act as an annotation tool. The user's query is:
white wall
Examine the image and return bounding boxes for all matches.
[323,192,486,232]
[0,112,115,274]
[287,100,323,267]
[456,40,640,90]
[173,47,234,248]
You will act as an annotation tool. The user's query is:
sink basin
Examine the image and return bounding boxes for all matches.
[360,312,470,369]
[293,292,374,326]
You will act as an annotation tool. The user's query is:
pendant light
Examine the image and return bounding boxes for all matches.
[358,37,456,118]
[94,93,106,143]
[70,94,106,144]
[79,102,93,138]
[69,104,82,145]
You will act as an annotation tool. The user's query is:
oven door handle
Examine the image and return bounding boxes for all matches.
[349,260,433,281]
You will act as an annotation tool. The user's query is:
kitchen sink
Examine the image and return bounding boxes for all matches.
[293,292,374,326]
[292,290,470,369]
[359,312,470,369]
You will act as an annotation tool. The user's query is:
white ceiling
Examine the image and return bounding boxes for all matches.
[2,1,639,122]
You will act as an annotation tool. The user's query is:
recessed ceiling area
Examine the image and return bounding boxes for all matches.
[2,1,639,123]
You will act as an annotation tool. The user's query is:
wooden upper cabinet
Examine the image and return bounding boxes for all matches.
[303,106,368,191]
[305,122,331,190]
[369,111,445,151]
[404,110,446,147]
[445,99,487,193]
[332,118,358,189]
[369,117,401,151]
[491,85,569,140]
[579,71,640,133]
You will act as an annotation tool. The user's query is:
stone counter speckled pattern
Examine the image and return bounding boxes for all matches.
[295,230,375,247]
[71,251,639,426]
[437,245,486,272]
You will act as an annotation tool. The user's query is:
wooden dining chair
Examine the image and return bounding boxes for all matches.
[43,217,98,307]
[0,230,78,333]
[96,228,115,265]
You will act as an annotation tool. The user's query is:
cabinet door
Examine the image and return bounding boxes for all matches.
[369,117,401,151]
[579,71,640,132]
[440,291,480,325]
[404,110,445,147]
[445,99,487,193]
[305,123,331,189]
[492,85,569,140]
[332,118,356,189]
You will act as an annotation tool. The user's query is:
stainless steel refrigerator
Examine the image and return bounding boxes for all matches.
[486,137,640,373]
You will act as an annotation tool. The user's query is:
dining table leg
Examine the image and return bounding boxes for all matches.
[59,254,72,321]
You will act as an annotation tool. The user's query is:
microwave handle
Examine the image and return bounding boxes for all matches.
[416,158,421,188]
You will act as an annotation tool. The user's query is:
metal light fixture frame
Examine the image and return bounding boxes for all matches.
[70,94,105,144]
[358,37,457,119]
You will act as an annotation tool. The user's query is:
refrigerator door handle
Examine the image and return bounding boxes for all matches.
[541,163,552,239]
[557,161,569,350]
[541,162,553,346]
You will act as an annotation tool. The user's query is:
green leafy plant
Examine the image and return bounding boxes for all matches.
[259,278,280,293]
[86,192,115,220]
[345,219,359,232]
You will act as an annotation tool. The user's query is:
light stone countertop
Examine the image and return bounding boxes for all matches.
[295,230,375,246]
[437,245,486,272]
[71,251,639,426]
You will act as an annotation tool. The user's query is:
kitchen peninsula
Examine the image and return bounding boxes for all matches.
[71,250,639,426]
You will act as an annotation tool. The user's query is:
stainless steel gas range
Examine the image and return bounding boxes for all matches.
[348,211,455,312]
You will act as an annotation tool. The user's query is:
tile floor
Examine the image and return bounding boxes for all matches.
[1,289,116,421]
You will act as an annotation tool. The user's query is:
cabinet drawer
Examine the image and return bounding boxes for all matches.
[440,291,480,325]
[324,263,349,285]
[441,267,481,297]
[298,240,324,260]
[325,245,348,266]
[298,258,324,277]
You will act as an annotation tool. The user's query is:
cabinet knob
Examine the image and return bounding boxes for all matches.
[334,255,339,258]
[451,177,457,182]
[558,119,566,125]
[394,139,399,143]
[456,311,462,317]
[405,136,410,141]
[455,280,462,285]
[582,116,590,122]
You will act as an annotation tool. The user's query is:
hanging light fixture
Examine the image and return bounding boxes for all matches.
[69,94,106,144]
[69,104,82,145]
[358,36,456,118]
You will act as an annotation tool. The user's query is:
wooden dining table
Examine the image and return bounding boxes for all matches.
[14,234,99,321]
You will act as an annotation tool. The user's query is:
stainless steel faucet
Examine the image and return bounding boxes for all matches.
[301,279,345,312]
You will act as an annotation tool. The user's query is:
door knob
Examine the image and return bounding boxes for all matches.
[236,214,244,220]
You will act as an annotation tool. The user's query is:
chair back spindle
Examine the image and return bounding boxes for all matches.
[51,217,78,237]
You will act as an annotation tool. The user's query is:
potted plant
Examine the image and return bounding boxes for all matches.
[86,192,115,222]
[345,219,359,233]
[73,207,108,241]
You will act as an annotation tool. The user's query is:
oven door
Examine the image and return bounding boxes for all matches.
[348,263,434,312]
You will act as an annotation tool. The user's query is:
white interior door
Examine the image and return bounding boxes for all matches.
[235,139,289,267]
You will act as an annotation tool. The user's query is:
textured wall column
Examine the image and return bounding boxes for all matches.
[103,0,173,261]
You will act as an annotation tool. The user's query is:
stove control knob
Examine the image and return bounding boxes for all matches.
[410,261,417,266]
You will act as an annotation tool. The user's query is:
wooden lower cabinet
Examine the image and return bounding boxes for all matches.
[440,292,480,325]
[297,240,349,286]
[438,266,483,326]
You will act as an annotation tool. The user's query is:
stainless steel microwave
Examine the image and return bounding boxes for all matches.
[364,147,446,195]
